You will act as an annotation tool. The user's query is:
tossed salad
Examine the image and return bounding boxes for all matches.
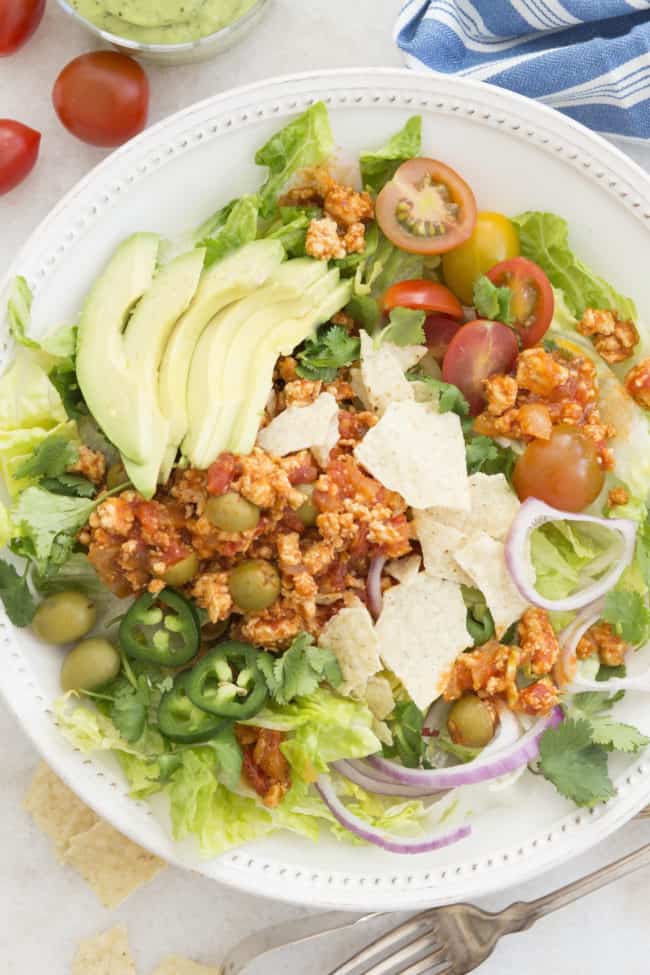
[3,103,650,856]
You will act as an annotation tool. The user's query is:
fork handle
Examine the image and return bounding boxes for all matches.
[506,840,650,932]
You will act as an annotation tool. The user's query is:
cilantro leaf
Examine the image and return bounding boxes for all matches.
[15,434,79,480]
[407,369,470,418]
[11,486,98,573]
[597,663,626,682]
[539,717,615,807]
[0,559,36,627]
[258,631,342,705]
[40,474,96,498]
[208,724,243,790]
[571,691,622,717]
[602,589,650,645]
[589,720,650,753]
[47,362,87,421]
[110,681,147,743]
[379,307,426,347]
[345,294,381,333]
[473,275,514,325]
[296,325,360,381]
[383,701,425,768]
[465,434,517,480]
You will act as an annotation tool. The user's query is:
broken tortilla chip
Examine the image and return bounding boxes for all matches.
[385,553,422,585]
[257,391,338,457]
[453,531,529,637]
[412,515,472,585]
[72,925,136,975]
[64,819,166,910]
[359,331,414,415]
[424,473,519,542]
[23,762,98,860]
[354,400,470,511]
[153,958,222,975]
[319,599,381,694]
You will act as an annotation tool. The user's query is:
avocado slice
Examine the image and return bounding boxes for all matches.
[157,239,285,482]
[76,233,160,458]
[183,260,333,469]
[116,248,205,496]
[229,275,353,456]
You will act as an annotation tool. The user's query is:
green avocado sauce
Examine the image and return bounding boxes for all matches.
[71,0,257,45]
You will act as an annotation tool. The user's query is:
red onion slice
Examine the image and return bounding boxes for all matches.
[316,775,471,854]
[332,759,442,798]
[505,499,636,612]
[366,554,387,620]
[554,600,605,685]
[364,707,563,789]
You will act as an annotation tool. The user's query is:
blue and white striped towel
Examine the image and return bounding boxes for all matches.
[394,1,650,142]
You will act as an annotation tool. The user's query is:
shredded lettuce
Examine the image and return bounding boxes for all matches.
[360,116,422,195]
[514,211,637,321]
[530,521,614,601]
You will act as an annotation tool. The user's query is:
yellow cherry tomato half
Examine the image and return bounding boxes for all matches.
[442,211,520,305]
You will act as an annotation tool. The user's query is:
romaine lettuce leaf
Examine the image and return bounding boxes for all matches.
[360,116,422,195]
[202,195,259,267]
[514,211,636,321]
[530,521,612,600]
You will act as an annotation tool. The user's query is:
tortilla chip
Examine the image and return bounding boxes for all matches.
[376,574,471,710]
[153,959,221,975]
[354,400,470,510]
[23,762,99,860]
[453,532,529,637]
[365,675,395,720]
[257,391,338,457]
[412,514,472,585]
[424,473,519,541]
[385,553,422,584]
[72,925,136,975]
[64,819,166,909]
[390,344,428,372]
[310,409,340,468]
[359,332,414,415]
[318,599,381,694]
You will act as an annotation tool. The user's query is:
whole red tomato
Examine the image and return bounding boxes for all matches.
[0,0,45,55]
[52,51,149,147]
[0,119,41,194]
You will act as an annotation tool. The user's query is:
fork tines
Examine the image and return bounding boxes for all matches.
[327,911,451,975]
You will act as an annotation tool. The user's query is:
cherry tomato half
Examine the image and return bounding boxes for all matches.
[0,0,45,55]
[442,211,520,305]
[424,315,462,363]
[376,158,477,256]
[52,52,149,147]
[442,320,519,415]
[512,425,604,512]
[0,119,40,195]
[382,279,464,320]
[487,257,554,348]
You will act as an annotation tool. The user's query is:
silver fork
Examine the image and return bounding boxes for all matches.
[329,840,650,975]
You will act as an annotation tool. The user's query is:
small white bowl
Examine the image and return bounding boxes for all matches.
[55,0,269,65]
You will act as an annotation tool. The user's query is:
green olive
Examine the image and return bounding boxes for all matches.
[447,694,496,749]
[32,591,97,645]
[106,460,129,490]
[60,638,121,693]
[162,552,199,587]
[205,492,261,533]
[228,559,281,613]
[295,483,318,527]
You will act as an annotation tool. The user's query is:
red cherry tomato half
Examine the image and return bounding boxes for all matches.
[0,119,40,195]
[486,257,554,348]
[424,315,462,363]
[0,0,45,55]
[52,52,149,148]
[512,425,604,512]
[382,279,464,320]
[376,158,477,256]
[442,319,519,415]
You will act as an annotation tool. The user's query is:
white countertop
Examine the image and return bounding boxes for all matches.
[1,2,650,971]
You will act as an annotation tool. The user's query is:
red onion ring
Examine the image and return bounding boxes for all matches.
[554,599,605,686]
[316,775,471,854]
[366,553,387,620]
[331,760,441,798]
[505,499,636,612]
[363,707,563,789]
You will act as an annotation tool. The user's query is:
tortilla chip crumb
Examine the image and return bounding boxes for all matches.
[153,957,222,975]
[64,819,166,909]
[23,762,98,860]
[72,925,136,975]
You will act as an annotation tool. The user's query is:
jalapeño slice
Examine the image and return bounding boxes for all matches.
[158,671,230,744]
[187,640,268,720]
[119,588,200,667]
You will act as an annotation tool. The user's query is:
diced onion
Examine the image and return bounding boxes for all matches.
[366,554,387,620]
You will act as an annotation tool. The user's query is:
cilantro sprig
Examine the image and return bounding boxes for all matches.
[296,325,360,381]
[378,307,426,348]
[473,275,514,326]
[602,589,650,646]
[0,560,36,627]
[257,632,342,705]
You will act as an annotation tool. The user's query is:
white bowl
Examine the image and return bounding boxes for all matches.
[2,68,650,912]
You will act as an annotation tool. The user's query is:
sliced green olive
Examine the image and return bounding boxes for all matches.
[106,460,129,490]
[162,552,199,587]
[205,493,260,533]
[60,638,121,693]
[228,559,280,613]
[295,483,318,527]
[32,591,96,645]
[447,694,496,749]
